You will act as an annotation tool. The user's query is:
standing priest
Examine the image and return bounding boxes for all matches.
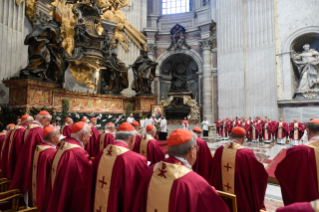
[275,120,319,206]
[61,117,73,140]
[209,126,268,212]
[192,127,213,181]
[31,126,58,212]
[275,117,289,145]
[9,111,52,205]
[96,122,115,154]
[47,122,92,212]
[289,118,304,146]
[84,122,148,212]
[132,129,229,212]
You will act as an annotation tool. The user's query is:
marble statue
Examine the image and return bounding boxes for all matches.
[291,44,319,92]
[170,68,188,92]
[167,24,191,51]
[20,7,69,88]
[102,53,129,94]
[131,48,158,95]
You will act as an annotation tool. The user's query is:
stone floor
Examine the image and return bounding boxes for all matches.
[205,137,290,211]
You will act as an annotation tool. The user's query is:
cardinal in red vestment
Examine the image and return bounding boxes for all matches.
[61,117,73,140]
[0,130,7,152]
[289,118,304,146]
[7,115,34,180]
[275,120,319,206]
[9,111,52,206]
[192,127,213,182]
[133,129,229,212]
[182,117,189,129]
[274,118,289,144]
[0,125,15,178]
[138,124,165,165]
[263,119,272,143]
[83,117,100,157]
[84,122,149,212]
[209,127,268,212]
[132,121,143,153]
[244,117,252,141]
[216,119,221,137]
[95,122,115,155]
[47,122,92,212]
[30,126,58,212]
[276,199,319,212]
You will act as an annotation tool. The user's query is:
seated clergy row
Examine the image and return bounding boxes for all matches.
[2,110,319,212]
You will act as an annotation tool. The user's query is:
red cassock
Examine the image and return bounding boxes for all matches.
[84,142,149,212]
[275,142,319,205]
[256,122,262,136]
[276,202,315,212]
[275,122,289,139]
[31,143,57,212]
[215,122,220,135]
[235,121,242,127]
[7,125,27,180]
[47,138,92,212]
[61,125,72,140]
[263,123,272,141]
[221,122,228,138]
[209,142,268,212]
[132,156,230,212]
[0,132,6,153]
[85,126,100,157]
[132,133,142,153]
[139,135,165,165]
[9,123,43,193]
[192,138,213,182]
[289,122,304,140]
[0,129,14,178]
[270,121,277,135]
[244,121,252,139]
[95,130,115,155]
[226,121,232,133]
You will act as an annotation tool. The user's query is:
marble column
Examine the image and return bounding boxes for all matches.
[199,38,213,123]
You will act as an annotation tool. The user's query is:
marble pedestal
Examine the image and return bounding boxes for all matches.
[131,95,158,114]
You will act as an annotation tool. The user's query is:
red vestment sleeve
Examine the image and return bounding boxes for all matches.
[275,145,319,205]
[63,125,72,140]
[7,128,25,180]
[192,138,213,182]
[133,133,142,153]
[85,127,100,157]
[276,202,314,212]
[0,130,13,178]
[147,139,165,165]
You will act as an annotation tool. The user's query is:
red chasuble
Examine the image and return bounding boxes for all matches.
[244,121,252,139]
[215,122,220,135]
[0,132,6,154]
[275,140,319,205]
[7,125,27,180]
[0,130,14,178]
[139,135,165,165]
[95,130,115,155]
[221,122,228,137]
[289,122,304,140]
[9,123,43,193]
[84,142,148,212]
[276,201,316,212]
[275,122,289,139]
[31,143,56,212]
[263,123,272,141]
[132,156,229,212]
[47,138,92,212]
[61,125,72,140]
[85,126,100,157]
[209,141,268,212]
[133,133,142,153]
[192,138,213,181]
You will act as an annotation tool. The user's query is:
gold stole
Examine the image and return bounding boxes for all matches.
[24,124,41,141]
[32,144,54,207]
[221,142,244,194]
[311,199,319,212]
[278,123,283,139]
[294,123,298,140]
[0,132,11,159]
[305,140,319,194]
[8,126,24,161]
[147,161,191,212]
[99,130,111,152]
[140,135,153,159]
[94,145,129,212]
[223,123,226,136]
[264,124,268,140]
[51,142,81,189]
[252,125,256,139]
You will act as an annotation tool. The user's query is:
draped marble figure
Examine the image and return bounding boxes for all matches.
[291,44,319,92]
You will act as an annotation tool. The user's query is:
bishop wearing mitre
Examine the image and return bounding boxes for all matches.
[9,111,52,205]
[47,122,92,212]
[133,129,229,212]
[209,127,268,212]
[31,126,58,212]
[84,122,148,212]
[276,120,319,205]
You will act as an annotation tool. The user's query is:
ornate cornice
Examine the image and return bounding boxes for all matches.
[33,2,52,26]
[147,44,157,55]
[199,38,213,50]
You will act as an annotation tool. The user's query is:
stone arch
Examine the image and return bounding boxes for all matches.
[155,49,203,103]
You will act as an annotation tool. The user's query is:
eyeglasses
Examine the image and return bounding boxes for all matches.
[189,145,200,152]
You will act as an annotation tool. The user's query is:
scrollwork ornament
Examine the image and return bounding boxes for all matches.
[199,38,213,50]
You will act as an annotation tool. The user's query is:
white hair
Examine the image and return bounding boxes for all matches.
[71,123,90,139]
[115,130,137,140]
[105,124,114,129]
[168,132,197,157]
[66,119,73,124]
[43,127,58,141]
[21,116,34,125]
[36,114,52,120]
[146,126,156,134]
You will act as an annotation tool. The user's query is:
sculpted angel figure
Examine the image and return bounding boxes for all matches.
[291,44,319,91]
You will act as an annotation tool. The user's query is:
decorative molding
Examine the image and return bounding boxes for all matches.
[147,44,157,55]
[199,38,213,50]
[212,68,218,77]
[33,2,52,26]
[202,0,210,7]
